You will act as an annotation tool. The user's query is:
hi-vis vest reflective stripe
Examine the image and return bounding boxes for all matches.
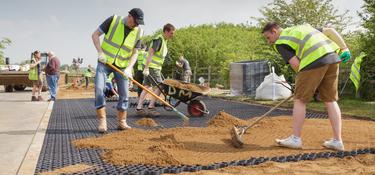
[350,52,366,92]
[28,58,38,81]
[137,50,145,71]
[274,24,339,71]
[101,15,143,68]
[148,34,168,70]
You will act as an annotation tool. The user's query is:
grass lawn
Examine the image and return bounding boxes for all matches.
[212,93,375,119]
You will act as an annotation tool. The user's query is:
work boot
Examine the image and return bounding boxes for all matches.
[323,139,344,151]
[96,107,107,133]
[38,96,44,101]
[135,108,147,116]
[31,96,38,101]
[117,111,131,130]
[275,135,302,149]
[147,108,160,117]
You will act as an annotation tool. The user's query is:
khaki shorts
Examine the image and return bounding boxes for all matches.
[143,68,162,86]
[294,63,339,103]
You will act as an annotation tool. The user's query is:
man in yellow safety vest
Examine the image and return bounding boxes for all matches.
[134,43,147,97]
[91,8,144,133]
[136,23,176,116]
[262,22,351,151]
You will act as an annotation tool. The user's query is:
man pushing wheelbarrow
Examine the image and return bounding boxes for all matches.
[136,23,176,117]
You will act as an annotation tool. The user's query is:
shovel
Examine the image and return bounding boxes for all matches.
[106,63,190,126]
[230,95,293,148]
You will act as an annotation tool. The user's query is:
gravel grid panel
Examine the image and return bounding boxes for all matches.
[35,97,372,175]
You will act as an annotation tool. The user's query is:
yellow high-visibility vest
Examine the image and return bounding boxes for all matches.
[350,52,366,92]
[274,24,339,71]
[101,15,143,68]
[137,50,146,71]
[84,68,92,77]
[148,34,168,70]
[106,73,114,83]
[28,58,38,80]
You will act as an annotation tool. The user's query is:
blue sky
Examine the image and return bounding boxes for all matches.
[0,0,364,67]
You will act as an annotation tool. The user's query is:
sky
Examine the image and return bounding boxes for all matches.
[0,0,365,67]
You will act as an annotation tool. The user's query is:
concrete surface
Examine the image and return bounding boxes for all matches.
[0,86,51,175]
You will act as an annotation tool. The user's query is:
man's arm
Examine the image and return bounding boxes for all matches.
[288,56,300,72]
[29,60,40,68]
[127,49,139,69]
[144,48,155,69]
[92,29,103,53]
[176,61,183,68]
[322,28,347,49]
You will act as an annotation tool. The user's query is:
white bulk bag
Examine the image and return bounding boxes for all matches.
[255,72,292,100]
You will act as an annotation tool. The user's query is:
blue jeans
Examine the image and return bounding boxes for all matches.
[46,74,59,100]
[95,62,129,111]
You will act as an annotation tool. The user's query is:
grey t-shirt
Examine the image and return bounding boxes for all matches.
[179,58,191,71]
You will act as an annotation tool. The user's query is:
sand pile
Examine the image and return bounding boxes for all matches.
[163,79,210,94]
[58,85,95,99]
[180,154,375,175]
[73,114,375,167]
[40,164,93,175]
[136,118,159,127]
[207,111,248,127]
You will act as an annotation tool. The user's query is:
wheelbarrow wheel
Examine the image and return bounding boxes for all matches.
[187,100,207,117]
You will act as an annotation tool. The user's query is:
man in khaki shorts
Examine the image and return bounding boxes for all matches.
[136,23,175,116]
[262,22,351,151]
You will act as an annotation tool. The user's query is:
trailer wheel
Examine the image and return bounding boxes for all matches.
[5,85,14,92]
[14,85,26,91]
[187,100,207,117]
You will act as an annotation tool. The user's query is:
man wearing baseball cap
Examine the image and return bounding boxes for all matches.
[91,8,144,133]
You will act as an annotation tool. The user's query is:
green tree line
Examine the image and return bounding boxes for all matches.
[0,38,11,64]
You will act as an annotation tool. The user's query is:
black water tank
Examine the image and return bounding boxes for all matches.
[230,60,270,96]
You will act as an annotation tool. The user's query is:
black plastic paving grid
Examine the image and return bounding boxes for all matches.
[34,97,374,175]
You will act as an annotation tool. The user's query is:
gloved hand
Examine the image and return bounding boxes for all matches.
[124,67,132,78]
[98,52,106,63]
[143,67,150,76]
[339,48,351,63]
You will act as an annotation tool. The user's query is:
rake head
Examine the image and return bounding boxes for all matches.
[230,125,246,148]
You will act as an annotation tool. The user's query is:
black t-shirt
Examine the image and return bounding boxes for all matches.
[99,15,142,49]
[150,38,162,52]
[275,28,340,71]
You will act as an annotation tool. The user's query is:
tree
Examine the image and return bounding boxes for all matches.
[165,23,268,85]
[359,0,375,100]
[0,37,11,64]
[256,0,352,32]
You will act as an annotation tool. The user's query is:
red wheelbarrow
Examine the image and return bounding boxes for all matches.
[150,77,210,117]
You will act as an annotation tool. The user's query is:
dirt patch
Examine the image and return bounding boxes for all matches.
[39,164,94,175]
[57,85,138,99]
[136,118,159,127]
[57,85,95,99]
[178,154,375,175]
[163,79,210,95]
[207,111,248,127]
[73,113,375,167]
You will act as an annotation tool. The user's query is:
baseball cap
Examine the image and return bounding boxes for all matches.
[129,8,144,25]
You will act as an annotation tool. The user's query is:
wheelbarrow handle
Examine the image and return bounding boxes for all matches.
[105,63,190,123]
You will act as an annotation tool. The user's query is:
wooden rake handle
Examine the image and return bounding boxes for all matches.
[106,63,189,123]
